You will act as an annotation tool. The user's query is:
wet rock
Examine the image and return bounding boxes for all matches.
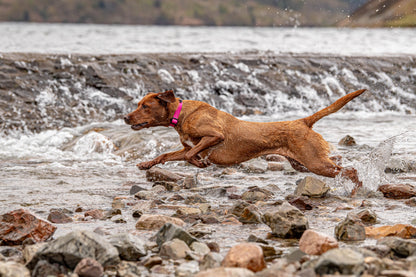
[160,238,190,260]
[84,209,104,220]
[299,229,339,255]
[349,208,377,226]
[155,223,198,247]
[241,187,273,202]
[117,261,145,277]
[31,259,69,276]
[206,242,220,253]
[182,174,199,189]
[362,244,391,258]
[255,259,299,277]
[146,167,183,182]
[176,260,199,276]
[74,258,104,277]
[200,252,223,270]
[111,215,127,224]
[385,159,412,173]
[240,160,267,173]
[286,195,315,211]
[294,176,330,198]
[143,255,163,269]
[365,224,416,239]
[27,230,120,270]
[132,210,142,218]
[263,201,309,239]
[174,207,202,218]
[338,135,357,146]
[238,204,263,224]
[0,209,56,245]
[195,267,255,277]
[185,194,208,204]
[231,201,250,217]
[129,184,146,195]
[154,181,180,191]
[47,210,73,224]
[267,162,286,171]
[221,243,266,272]
[378,183,416,199]
[334,214,366,241]
[109,233,147,261]
[378,237,416,258]
[135,214,185,230]
[191,241,211,256]
[405,197,416,207]
[259,244,282,261]
[111,198,125,209]
[314,248,365,275]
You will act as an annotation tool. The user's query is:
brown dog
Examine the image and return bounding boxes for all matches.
[124,89,366,194]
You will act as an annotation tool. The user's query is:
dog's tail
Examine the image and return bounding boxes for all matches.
[303,89,366,128]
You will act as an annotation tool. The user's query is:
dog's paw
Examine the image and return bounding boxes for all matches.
[137,162,154,170]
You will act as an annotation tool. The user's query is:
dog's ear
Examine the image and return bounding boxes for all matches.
[156,90,176,103]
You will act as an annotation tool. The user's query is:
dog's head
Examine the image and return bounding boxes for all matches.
[124,90,177,130]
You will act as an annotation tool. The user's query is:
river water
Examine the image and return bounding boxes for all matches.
[0,24,416,245]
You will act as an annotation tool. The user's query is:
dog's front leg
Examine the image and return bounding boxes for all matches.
[137,148,188,170]
[185,135,224,168]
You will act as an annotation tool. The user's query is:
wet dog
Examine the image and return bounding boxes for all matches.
[124,89,366,195]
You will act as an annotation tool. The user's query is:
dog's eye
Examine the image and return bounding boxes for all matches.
[141,104,148,109]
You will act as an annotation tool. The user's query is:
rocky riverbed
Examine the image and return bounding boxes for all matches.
[1,52,416,276]
[1,155,416,276]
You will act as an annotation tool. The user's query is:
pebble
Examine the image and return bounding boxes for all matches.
[159,238,190,260]
[334,214,366,241]
[262,201,309,238]
[221,243,266,272]
[365,224,416,239]
[0,209,56,245]
[74,258,104,277]
[135,214,185,230]
[47,210,73,224]
[378,183,416,199]
[294,176,330,198]
[299,229,339,255]
[338,135,357,146]
[84,209,104,220]
[146,167,183,182]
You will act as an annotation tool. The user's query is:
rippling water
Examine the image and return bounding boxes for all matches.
[1,23,416,55]
[1,24,416,242]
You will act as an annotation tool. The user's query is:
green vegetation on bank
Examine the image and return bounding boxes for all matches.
[0,0,366,26]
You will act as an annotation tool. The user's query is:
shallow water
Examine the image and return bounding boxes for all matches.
[1,24,416,253]
[1,23,416,56]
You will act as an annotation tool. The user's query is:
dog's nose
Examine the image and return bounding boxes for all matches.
[124,116,130,124]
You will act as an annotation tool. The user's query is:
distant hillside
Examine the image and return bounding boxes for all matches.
[0,0,366,27]
[338,0,416,27]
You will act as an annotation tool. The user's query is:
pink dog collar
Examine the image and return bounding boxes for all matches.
[169,100,182,127]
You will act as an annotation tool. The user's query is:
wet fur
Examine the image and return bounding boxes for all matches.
[124,89,366,195]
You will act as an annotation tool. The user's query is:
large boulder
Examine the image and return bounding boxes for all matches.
[27,230,120,270]
[262,201,309,238]
[0,209,56,245]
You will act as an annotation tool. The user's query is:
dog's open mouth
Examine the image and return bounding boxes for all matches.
[131,122,148,130]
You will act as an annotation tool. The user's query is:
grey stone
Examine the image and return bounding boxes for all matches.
[263,201,309,238]
[199,252,223,271]
[27,230,120,270]
[314,248,365,275]
[156,223,198,247]
[378,237,416,258]
[295,176,330,198]
[334,214,366,241]
[159,238,190,260]
[109,233,147,261]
